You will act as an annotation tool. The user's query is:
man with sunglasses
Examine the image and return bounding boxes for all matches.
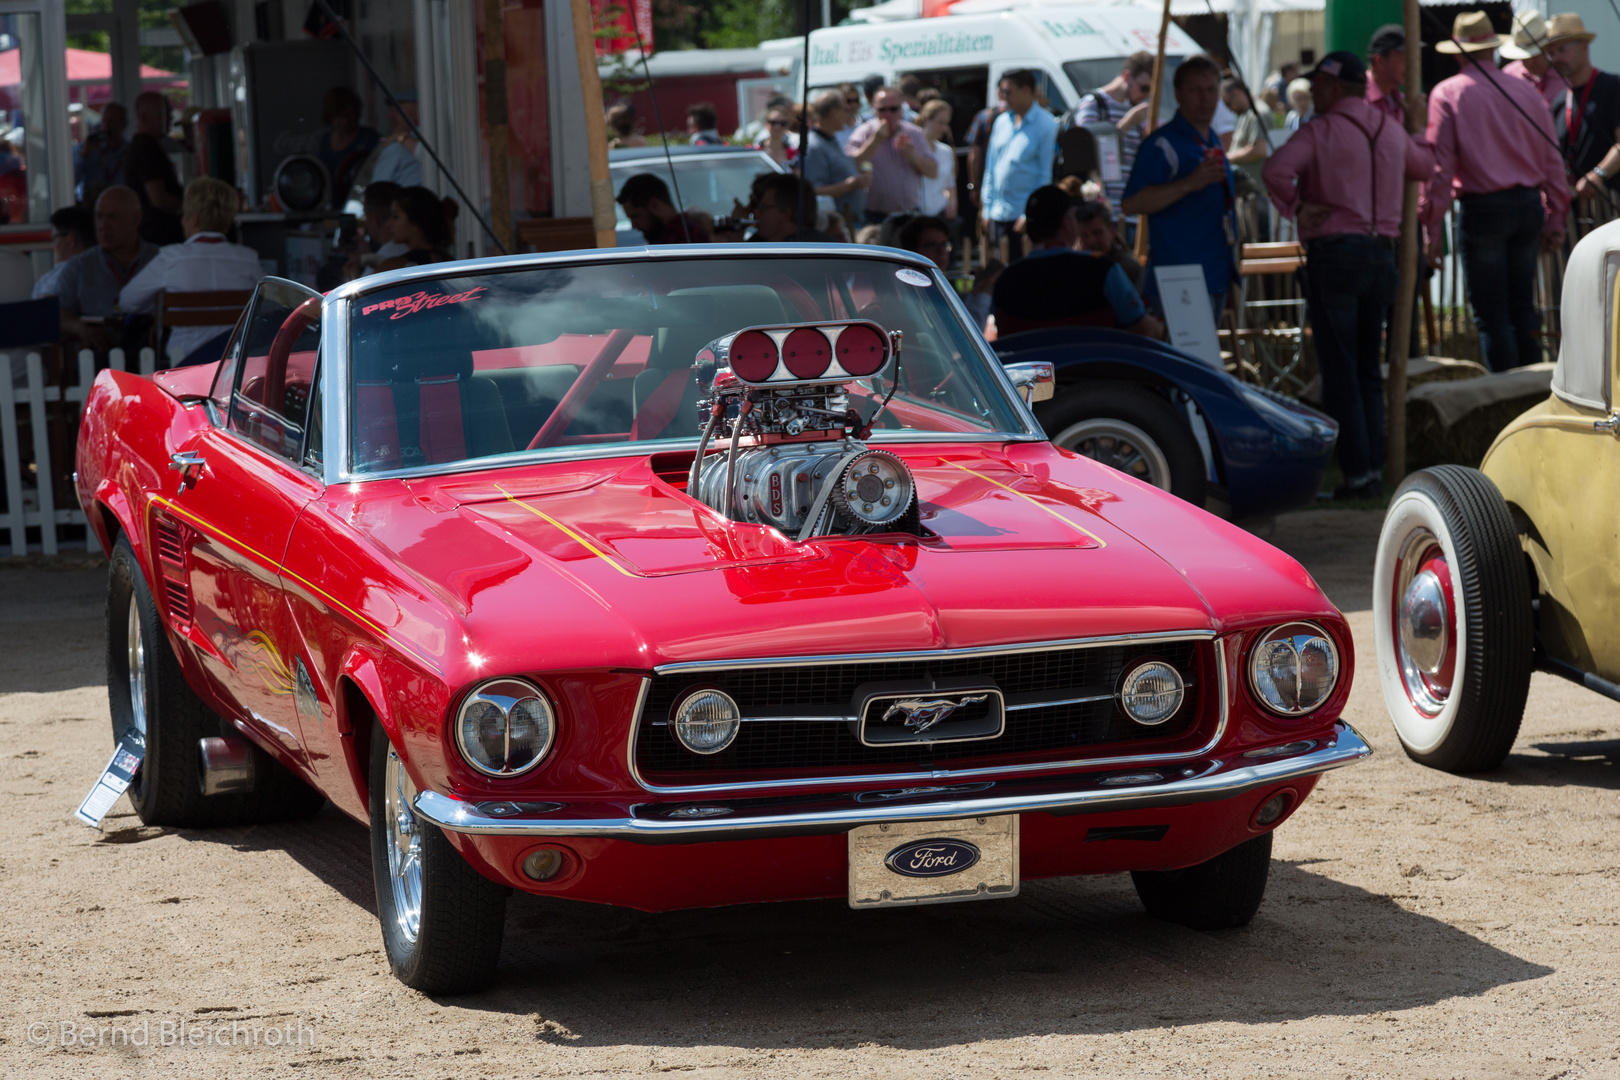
[846,87,938,227]
[1075,52,1155,216]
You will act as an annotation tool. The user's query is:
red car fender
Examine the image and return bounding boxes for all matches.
[335,648,398,810]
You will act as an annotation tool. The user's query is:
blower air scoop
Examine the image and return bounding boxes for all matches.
[688,320,918,540]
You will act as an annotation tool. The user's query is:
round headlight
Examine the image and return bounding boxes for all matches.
[670,688,741,755]
[1118,660,1185,725]
[455,678,556,777]
[1249,623,1339,716]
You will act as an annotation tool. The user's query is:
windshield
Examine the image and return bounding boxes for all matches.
[610,156,779,229]
[345,255,1028,476]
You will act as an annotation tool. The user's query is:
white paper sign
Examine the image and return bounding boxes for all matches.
[1153,264,1223,370]
[75,735,143,828]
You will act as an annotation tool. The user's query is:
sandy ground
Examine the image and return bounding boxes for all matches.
[3,509,1620,1079]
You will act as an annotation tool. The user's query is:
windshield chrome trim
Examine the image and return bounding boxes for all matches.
[325,246,1042,482]
[323,288,350,487]
[627,632,1228,796]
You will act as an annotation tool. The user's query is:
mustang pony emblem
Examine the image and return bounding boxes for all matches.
[881,693,990,734]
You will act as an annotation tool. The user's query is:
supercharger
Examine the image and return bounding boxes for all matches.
[685,321,919,541]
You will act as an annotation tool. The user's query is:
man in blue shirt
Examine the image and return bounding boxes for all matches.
[1122,54,1238,316]
[992,186,1164,338]
[981,69,1057,263]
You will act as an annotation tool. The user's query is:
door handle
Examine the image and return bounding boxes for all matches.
[170,451,206,487]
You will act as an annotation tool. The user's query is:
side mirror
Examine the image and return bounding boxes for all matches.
[1006,361,1054,404]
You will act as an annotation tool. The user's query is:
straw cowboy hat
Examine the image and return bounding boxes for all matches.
[1544,13,1597,45]
[1435,10,1507,54]
[1499,11,1551,60]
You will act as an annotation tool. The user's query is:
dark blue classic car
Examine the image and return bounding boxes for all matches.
[995,328,1337,521]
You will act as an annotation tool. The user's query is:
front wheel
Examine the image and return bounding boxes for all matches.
[370,723,508,994]
[1372,466,1532,773]
[1131,831,1271,930]
[1037,381,1208,507]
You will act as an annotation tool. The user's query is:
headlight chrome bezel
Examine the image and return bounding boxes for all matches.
[1117,659,1186,726]
[454,677,557,778]
[669,686,742,755]
[1248,622,1340,718]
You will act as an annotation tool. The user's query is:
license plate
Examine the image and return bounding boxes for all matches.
[848,815,1019,908]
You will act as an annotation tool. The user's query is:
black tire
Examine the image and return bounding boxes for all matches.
[1131,831,1271,930]
[107,536,326,827]
[1372,466,1533,772]
[1037,380,1208,507]
[369,722,508,994]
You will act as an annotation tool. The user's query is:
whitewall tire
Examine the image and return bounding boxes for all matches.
[1372,467,1532,772]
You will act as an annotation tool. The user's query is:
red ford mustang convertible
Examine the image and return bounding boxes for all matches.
[77,246,1368,993]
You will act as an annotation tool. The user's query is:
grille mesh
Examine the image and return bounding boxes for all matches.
[637,640,1206,781]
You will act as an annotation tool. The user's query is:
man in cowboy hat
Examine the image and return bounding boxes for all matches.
[1545,13,1620,201]
[1422,10,1568,372]
[1263,51,1435,500]
[1501,11,1567,106]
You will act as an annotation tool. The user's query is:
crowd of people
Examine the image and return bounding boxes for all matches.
[19,81,461,368]
[604,9,1614,501]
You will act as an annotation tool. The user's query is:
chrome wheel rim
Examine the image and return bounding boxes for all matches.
[1392,528,1457,716]
[1053,418,1172,490]
[126,599,148,738]
[385,748,423,945]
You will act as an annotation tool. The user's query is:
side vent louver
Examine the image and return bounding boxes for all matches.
[152,515,191,626]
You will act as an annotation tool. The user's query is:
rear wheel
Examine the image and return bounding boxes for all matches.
[1038,381,1207,506]
[1372,466,1532,772]
[1131,832,1271,930]
[370,723,508,994]
[106,536,325,827]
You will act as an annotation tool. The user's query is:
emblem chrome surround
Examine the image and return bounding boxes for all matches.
[882,693,991,734]
[855,680,1005,746]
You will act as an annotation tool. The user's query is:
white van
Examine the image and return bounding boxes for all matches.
[802,6,1203,123]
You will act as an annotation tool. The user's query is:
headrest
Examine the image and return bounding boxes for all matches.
[1553,219,1620,412]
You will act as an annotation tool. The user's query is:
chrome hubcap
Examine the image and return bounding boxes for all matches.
[126,600,147,738]
[385,748,423,944]
[1053,419,1172,490]
[1399,569,1448,675]
[1393,529,1455,716]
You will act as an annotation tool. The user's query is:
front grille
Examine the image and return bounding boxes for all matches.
[636,639,1210,783]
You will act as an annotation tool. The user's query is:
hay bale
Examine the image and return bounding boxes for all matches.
[1405,362,1554,470]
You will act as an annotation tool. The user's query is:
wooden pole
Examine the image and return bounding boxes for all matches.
[569,0,618,249]
[482,0,512,255]
[1385,0,1422,483]
[1135,0,1173,260]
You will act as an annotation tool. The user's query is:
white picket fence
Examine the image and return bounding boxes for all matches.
[1,348,161,556]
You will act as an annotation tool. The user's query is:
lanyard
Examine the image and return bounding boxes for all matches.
[102,250,140,287]
[1567,72,1599,146]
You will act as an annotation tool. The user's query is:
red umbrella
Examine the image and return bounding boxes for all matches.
[0,47,188,110]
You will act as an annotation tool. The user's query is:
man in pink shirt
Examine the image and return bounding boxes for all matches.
[1500,11,1567,107]
[1262,51,1435,499]
[1423,10,1569,371]
[1366,25,1418,125]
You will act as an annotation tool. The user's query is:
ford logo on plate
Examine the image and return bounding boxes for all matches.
[884,838,981,878]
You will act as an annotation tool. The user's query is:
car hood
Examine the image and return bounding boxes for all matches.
[341,442,1334,675]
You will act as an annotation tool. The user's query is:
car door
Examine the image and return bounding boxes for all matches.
[163,278,324,760]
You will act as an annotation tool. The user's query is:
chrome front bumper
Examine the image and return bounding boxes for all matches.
[414,722,1370,844]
